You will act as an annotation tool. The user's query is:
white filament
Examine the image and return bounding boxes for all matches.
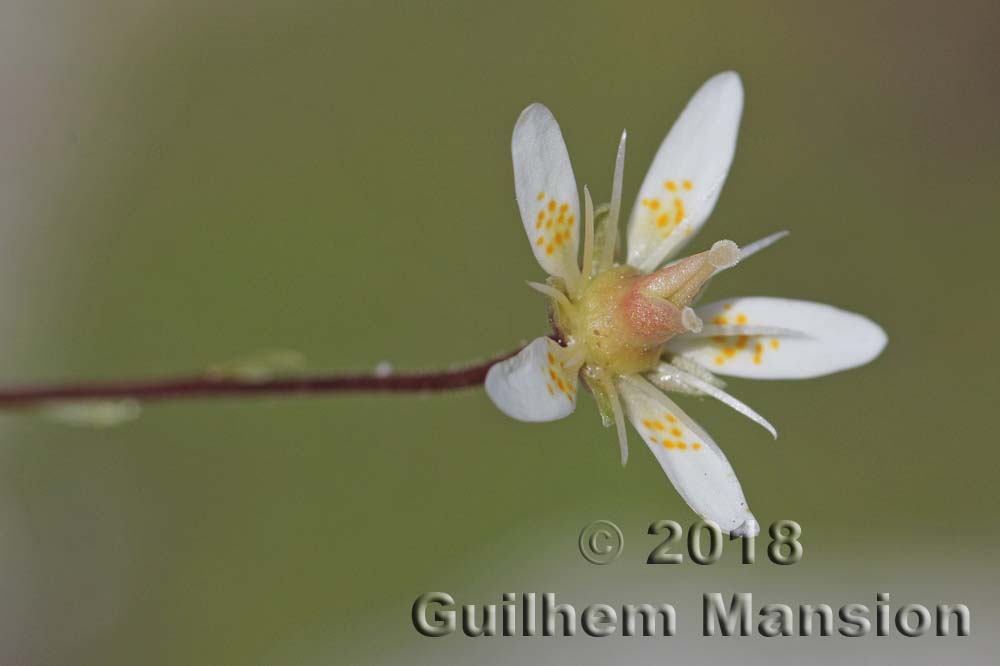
[681,324,807,339]
[608,130,627,237]
[739,230,790,262]
[654,362,777,439]
[580,185,596,285]
[525,281,572,311]
[608,381,630,466]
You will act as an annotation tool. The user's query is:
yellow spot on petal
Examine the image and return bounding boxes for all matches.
[567,215,575,225]
[663,440,675,449]
[713,316,729,325]
[656,213,669,228]
[715,356,725,366]
[547,384,554,396]
[677,441,687,450]
[546,244,554,255]
[723,347,736,358]
[537,191,546,201]
[692,443,701,450]
[665,180,677,192]
[547,352,555,364]
[556,377,566,392]
[665,414,677,424]
[755,342,764,354]
[642,419,653,428]
[559,203,569,214]
[649,436,658,444]
[651,421,665,431]
[536,236,544,246]
[736,335,749,350]
[771,339,780,350]
[671,427,682,437]
[682,180,692,190]
[674,197,685,224]
[548,199,556,212]
[736,313,748,325]
[753,354,762,364]
[549,369,558,381]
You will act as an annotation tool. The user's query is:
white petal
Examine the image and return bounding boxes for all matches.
[626,72,744,272]
[668,297,888,379]
[617,374,758,536]
[485,337,581,422]
[512,104,581,287]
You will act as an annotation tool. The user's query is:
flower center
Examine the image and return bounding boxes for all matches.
[553,240,740,379]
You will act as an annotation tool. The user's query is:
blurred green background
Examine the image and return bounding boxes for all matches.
[1,1,997,663]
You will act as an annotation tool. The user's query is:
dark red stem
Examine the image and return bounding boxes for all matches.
[0,350,520,409]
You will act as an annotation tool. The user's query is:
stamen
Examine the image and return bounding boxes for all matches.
[608,130,627,239]
[607,381,630,466]
[657,362,777,439]
[682,324,806,339]
[525,281,572,311]
[667,354,727,388]
[645,364,703,395]
[580,185,596,285]
[739,230,789,262]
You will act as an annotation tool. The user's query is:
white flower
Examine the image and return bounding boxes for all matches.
[485,72,887,536]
